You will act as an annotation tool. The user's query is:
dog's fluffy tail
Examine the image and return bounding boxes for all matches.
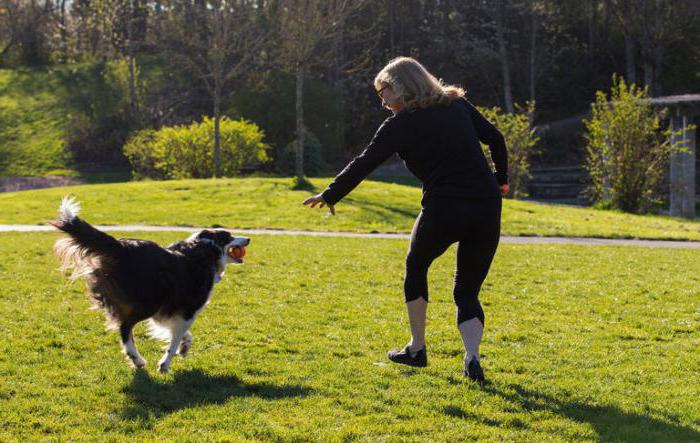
[50,196,122,280]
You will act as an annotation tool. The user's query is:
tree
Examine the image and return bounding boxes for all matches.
[278,0,368,178]
[0,0,55,65]
[163,0,264,177]
[583,76,689,213]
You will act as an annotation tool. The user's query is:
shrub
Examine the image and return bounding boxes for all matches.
[583,75,689,213]
[275,130,327,177]
[478,101,538,199]
[124,116,269,179]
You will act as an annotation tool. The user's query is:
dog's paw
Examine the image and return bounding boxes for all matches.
[126,353,147,368]
[178,340,191,358]
[157,358,171,373]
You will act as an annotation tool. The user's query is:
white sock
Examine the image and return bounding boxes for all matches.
[458,318,484,363]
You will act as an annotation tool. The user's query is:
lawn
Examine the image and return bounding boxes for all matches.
[0,177,698,240]
[0,231,698,441]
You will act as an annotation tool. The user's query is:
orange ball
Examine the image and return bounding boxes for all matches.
[229,246,246,259]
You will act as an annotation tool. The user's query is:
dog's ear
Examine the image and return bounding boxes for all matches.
[211,230,233,248]
[194,229,232,248]
[195,230,216,241]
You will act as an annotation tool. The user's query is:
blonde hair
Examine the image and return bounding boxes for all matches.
[374,57,465,111]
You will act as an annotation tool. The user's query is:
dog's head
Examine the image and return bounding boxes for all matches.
[189,229,250,265]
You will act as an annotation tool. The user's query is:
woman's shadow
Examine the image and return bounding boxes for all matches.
[120,368,312,422]
[444,380,699,441]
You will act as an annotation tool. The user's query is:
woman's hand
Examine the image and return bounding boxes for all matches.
[302,194,335,215]
[499,184,510,196]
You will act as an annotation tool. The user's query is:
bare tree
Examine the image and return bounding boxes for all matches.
[278,0,368,178]
[164,0,264,177]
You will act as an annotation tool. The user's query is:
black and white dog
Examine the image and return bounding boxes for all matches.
[51,196,249,373]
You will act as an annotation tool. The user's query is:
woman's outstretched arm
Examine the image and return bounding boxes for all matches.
[317,115,403,206]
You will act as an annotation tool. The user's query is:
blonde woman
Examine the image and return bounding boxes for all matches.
[303,57,509,382]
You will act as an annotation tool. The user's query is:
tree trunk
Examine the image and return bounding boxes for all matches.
[59,0,67,63]
[295,63,305,177]
[333,13,345,163]
[127,0,138,118]
[387,0,395,55]
[496,0,514,113]
[213,89,221,178]
[653,44,663,96]
[623,23,636,84]
[529,0,537,102]
[643,63,653,94]
[587,0,596,63]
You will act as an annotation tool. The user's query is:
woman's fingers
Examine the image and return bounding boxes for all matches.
[302,195,334,214]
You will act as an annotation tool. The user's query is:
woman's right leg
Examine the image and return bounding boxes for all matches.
[403,209,452,353]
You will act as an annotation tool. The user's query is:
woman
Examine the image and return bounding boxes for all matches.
[303,57,508,382]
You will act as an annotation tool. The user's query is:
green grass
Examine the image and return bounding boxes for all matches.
[0,232,698,441]
[0,67,71,176]
[0,177,698,240]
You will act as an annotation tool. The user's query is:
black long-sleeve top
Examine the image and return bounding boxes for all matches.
[321,98,508,206]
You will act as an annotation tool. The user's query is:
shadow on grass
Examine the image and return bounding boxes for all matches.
[120,368,312,423]
[445,382,699,441]
[368,175,422,188]
[343,198,419,223]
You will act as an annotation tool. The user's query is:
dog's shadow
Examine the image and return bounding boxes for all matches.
[120,368,312,422]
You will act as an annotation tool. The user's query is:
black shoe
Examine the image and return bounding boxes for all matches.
[465,357,485,382]
[387,345,427,367]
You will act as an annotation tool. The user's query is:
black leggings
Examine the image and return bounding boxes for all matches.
[404,197,501,326]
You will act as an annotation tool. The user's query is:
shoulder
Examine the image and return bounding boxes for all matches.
[450,96,474,111]
[374,113,407,136]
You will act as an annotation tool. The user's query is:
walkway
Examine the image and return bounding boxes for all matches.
[1,225,698,249]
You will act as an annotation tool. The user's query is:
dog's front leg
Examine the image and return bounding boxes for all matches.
[158,317,193,373]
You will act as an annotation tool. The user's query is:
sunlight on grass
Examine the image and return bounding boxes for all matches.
[0,177,698,240]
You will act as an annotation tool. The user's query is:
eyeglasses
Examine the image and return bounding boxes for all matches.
[376,84,390,99]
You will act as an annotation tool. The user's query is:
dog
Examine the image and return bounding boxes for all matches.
[50,196,249,373]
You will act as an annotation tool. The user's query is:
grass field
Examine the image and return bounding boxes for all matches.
[0,231,698,441]
[0,177,698,240]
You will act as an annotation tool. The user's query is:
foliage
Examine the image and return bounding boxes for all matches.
[478,102,539,199]
[227,70,341,164]
[583,75,690,213]
[276,129,327,177]
[124,116,269,179]
[62,60,139,167]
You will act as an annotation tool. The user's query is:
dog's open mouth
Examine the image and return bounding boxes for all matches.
[227,245,246,263]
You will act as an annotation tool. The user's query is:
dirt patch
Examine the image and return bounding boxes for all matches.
[0,176,83,192]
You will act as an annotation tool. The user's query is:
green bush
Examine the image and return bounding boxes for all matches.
[275,130,327,177]
[583,76,689,213]
[124,116,269,179]
[478,101,539,199]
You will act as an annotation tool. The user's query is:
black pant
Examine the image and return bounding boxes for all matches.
[404,197,501,325]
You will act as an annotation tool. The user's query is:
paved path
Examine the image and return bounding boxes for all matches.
[1,224,698,249]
